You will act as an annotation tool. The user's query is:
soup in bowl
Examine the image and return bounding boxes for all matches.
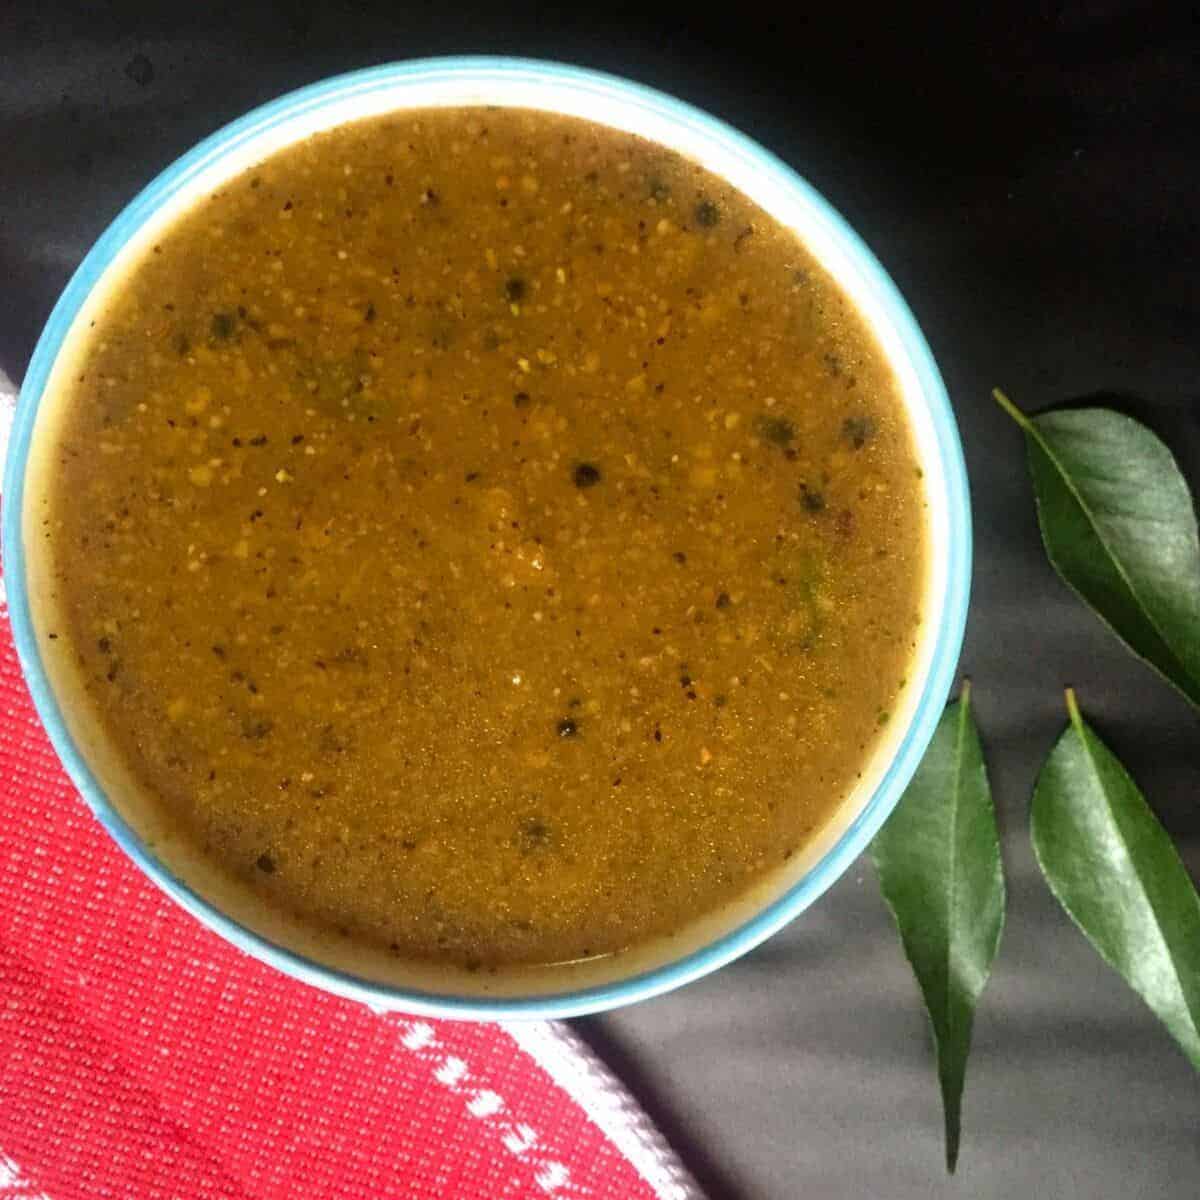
[1,58,969,1018]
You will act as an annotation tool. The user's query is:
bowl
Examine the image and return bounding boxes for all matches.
[1,57,970,1019]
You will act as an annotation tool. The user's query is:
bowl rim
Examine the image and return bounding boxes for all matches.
[1,55,971,1020]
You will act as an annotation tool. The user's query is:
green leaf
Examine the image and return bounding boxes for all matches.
[871,683,1005,1173]
[1031,689,1200,1070]
[994,389,1200,708]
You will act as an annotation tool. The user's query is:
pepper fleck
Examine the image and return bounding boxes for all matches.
[573,462,602,488]
[210,311,236,341]
[241,717,273,740]
[800,485,826,513]
[842,415,876,449]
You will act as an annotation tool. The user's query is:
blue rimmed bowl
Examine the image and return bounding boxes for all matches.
[1,57,970,1019]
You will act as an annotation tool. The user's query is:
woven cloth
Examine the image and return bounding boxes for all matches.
[0,374,702,1200]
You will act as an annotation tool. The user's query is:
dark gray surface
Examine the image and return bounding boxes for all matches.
[3,3,1199,1194]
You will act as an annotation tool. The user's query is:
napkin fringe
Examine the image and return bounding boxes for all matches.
[506,1021,703,1200]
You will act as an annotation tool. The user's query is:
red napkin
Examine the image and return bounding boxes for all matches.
[0,383,701,1200]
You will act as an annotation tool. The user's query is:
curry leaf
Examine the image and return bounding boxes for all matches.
[1032,689,1200,1070]
[871,683,1004,1173]
[994,389,1200,708]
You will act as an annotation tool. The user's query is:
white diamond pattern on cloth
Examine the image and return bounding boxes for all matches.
[0,1151,52,1198]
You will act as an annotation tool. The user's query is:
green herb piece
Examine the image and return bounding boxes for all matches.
[517,816,553,853]
[647,177,671,202]
[871,683,1004,1173]
[753,414,796,447]
[842,414,875,449]
[1032,688,1200,1070]
[995,389,1200,708]
[210,311,236,340]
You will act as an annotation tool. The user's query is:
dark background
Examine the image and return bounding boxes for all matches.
[3,2,1199,1195]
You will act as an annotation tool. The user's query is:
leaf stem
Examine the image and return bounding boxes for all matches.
[1064,686,1082,728]
[992,388,1033,432]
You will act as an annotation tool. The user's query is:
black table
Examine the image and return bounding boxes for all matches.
[4,4,1198,1195]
